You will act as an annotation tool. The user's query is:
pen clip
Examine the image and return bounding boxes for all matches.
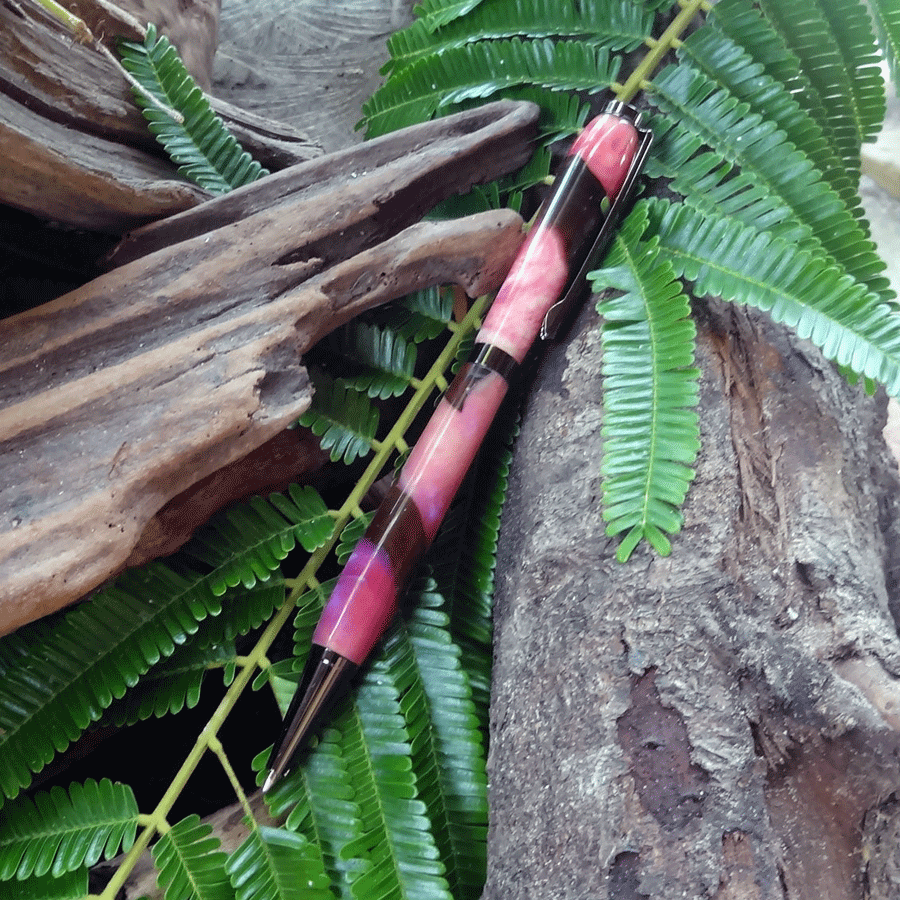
[539,104,654,340]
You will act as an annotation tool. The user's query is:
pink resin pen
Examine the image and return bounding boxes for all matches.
[263,101,652,791]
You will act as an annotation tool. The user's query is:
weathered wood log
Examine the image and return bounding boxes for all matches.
[0,0,320,232]
[0,99,539,635]
[484,300,900,899]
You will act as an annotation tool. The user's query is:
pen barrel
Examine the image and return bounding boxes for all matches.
[313,110,639,665]
[314,359,509,663]
[478,110,639,360]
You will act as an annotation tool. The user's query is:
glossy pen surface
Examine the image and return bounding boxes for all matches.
[264,103,647,791]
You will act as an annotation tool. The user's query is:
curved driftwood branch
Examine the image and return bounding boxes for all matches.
[0,100,539,634]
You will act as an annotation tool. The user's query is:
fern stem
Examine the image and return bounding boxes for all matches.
[208,735,255,821]
[32,0,94,42]
[617,0,708,101]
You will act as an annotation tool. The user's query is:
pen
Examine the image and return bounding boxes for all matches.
[263,100,653,792]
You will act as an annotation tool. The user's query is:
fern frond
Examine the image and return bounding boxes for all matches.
[0,868,87,899]
[97,642,234,729]
[361,37,619,137]
[0,565,225,805]
[414,0,488,31]
[646,62,891,298]
[0,779,137,881]
[377,287,454,342]
[118,24,268,194]
[753,0,884,170]
[384,0,651,75]
[225,826,333,900]
[870,0,900,89]
[342,659,452,900]
[337,322,418,399]
[264,718,368,898]
[678,12,863,221]
[588,209,700,561]
[645,198,900,396]
[184,486,332,595]
[404,589,488,900]
[152,814,233,900]
[299,372,379,465]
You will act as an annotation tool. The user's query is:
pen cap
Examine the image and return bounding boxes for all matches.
[540,102,653,339]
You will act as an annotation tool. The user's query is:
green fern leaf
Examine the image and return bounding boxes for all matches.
[753,0,884,169]
[588,210,700,562]
[225,826,333,900]
[0,868,87,900]
[646,62,890,298]
[337,322,418,399]
[152,814,233,900]
[119,24,268,193]
[679,11,864,222]
[299,373,379,464]
[645,198,900,396]
[264,716,368,897]
[361,37,619,137]
[185,487,332,595]
[96,642,234,729]
[870,0,900,88]
[403,589,488,900]
[414,0,488,31]
[377,287,454,342]
[0,779,137,880]
[107,578,284,725]
[384,0,651,74]
[0,565,224,805]
[341,673,452,900]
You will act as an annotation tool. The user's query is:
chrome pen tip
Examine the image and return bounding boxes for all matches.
[262,767,279,794]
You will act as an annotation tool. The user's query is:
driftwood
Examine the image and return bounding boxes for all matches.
[0,99,539,635]
[0,0,321,232]
[484,300,900,899]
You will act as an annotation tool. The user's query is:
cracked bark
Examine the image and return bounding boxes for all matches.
[484,298,900,900]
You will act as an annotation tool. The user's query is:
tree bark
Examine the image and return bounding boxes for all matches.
[484,299,900,899]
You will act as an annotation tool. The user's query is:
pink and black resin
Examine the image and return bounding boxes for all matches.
[264,103,650,790]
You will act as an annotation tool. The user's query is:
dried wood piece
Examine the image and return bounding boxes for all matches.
[123,428,332,569]
[0,99,538,634]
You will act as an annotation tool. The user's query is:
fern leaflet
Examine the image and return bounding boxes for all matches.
[184,486,332,595]
[0,565,225,805]
[151,814,233,900]
[414,0,488,31]
[646,62,891,299]
[384,0,651,74]
[336,322,418,399]
[225,826,333,900]
[362,37,619,136]
[589,209,700,561]
[753,0,883,175]
[119,24,268,193]
[299,373,379,465]
[645,198,900,396]
[0,868,87,899]
[870,0,900,87]
[0,779,137,880]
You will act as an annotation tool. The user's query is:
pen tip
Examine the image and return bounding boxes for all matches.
[262,768,278,794]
